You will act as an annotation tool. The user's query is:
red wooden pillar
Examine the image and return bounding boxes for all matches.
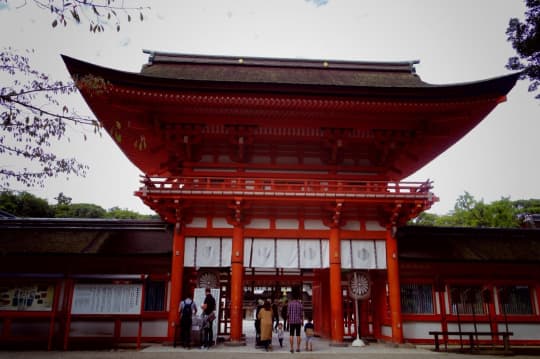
[329,226,344,343]
[386,227,403,343]
[229,224,244,343]
[167,222,185,340]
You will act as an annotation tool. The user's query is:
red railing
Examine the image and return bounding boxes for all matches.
[139,176,436,201]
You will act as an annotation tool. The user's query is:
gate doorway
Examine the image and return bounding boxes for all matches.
[243,268,313,322]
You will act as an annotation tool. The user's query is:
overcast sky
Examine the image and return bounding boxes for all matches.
[1,0,538,215]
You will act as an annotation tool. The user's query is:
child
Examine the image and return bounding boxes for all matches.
[275,322,284,348]
[304,317,314,351]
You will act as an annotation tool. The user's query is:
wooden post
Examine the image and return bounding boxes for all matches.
[229,224,245,343]
[167,222,185,340]
[329,226,344,343]
[386,227,403,343]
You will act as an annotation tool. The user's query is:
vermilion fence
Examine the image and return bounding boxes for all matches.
[139,176,435,200]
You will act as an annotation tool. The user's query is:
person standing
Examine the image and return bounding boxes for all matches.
[304,317,314,351]
[254,299,264,347]
[257,300,273,351]
[272,299,280,329]
[179,295,197,348]
[287,291,304,353]
[281,299,288,331]
[201,288,216,349]
[275,322,285,348]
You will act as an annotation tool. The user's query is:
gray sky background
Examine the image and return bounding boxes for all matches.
[1,0,538,215]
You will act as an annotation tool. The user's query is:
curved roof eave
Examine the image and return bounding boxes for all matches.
[62,55,520,101]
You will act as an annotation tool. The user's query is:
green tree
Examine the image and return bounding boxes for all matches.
[1,1,148,189]
[0,190,53,217]
[54,192,72,205]
[506,0,540,99]
[411,192,521,228]
[54,202,107,218]
[514,198,540,213]
[105,206,156,219]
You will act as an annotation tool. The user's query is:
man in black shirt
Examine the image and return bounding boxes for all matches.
[201,288,216,349]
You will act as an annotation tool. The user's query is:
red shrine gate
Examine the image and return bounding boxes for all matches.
[63,51,517,344]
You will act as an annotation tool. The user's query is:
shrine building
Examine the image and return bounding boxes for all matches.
[2,52,537,350]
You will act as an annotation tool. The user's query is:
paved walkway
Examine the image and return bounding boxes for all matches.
[0,320,537,358]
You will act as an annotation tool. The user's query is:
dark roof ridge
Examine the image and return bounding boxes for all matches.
[142,49,420,73]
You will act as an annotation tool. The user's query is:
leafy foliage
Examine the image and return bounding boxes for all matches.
[0,190,54,217]
[506,0,540,98]
[1,47,98,188]
[105,206,152,219]
[26,0,149,32]
[0,190,157,218]
[410,191,537,228]
[1,0,150,189]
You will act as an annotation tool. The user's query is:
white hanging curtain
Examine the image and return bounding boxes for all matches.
[183,237,385,269]
[251,239,275,267]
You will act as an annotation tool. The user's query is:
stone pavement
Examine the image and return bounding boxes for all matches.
[0,320,537,358]
[0,340,537,359]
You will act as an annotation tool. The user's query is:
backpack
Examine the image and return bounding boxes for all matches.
[182,301,192,318]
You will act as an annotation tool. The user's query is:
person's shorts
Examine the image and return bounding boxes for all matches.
[289,323,301,336]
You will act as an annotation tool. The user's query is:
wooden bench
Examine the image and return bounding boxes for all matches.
[428,331,513,352]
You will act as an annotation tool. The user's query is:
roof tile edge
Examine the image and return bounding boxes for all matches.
[142,49,420,73]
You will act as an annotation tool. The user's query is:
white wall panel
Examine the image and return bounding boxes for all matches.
[304,219,327,230]
[212,217,233,228]
[498,323,540,340]
[186,217,207,228]
[275,219,299,229]
[366,220,385,231]
[246,218,270,229]
[403,322,442,339]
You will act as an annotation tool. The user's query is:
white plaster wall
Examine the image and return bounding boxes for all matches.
[365,221,385,231]
[275,218,299,229]
[342,220,360,231]
[403,322,442,339]
[252,155,271,164]
[212,217,233,228]
[245,218,270,229]
[275,156,299,164]
[121,321,139,337]
[186,217,207,228]
[381,325,392,337]
[200,154,213,163]
[218,155,232,163]
[447,323,491,332]
[10,321,49,336]
[141,320,168,337]
[498,323,540,340]
[70,321,114,336]
[304,219,327,230]
[303,157,322,165]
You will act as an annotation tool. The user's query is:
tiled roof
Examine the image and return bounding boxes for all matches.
[0,218,171,255]
[140,51,426,88]
[397,226,540,262]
